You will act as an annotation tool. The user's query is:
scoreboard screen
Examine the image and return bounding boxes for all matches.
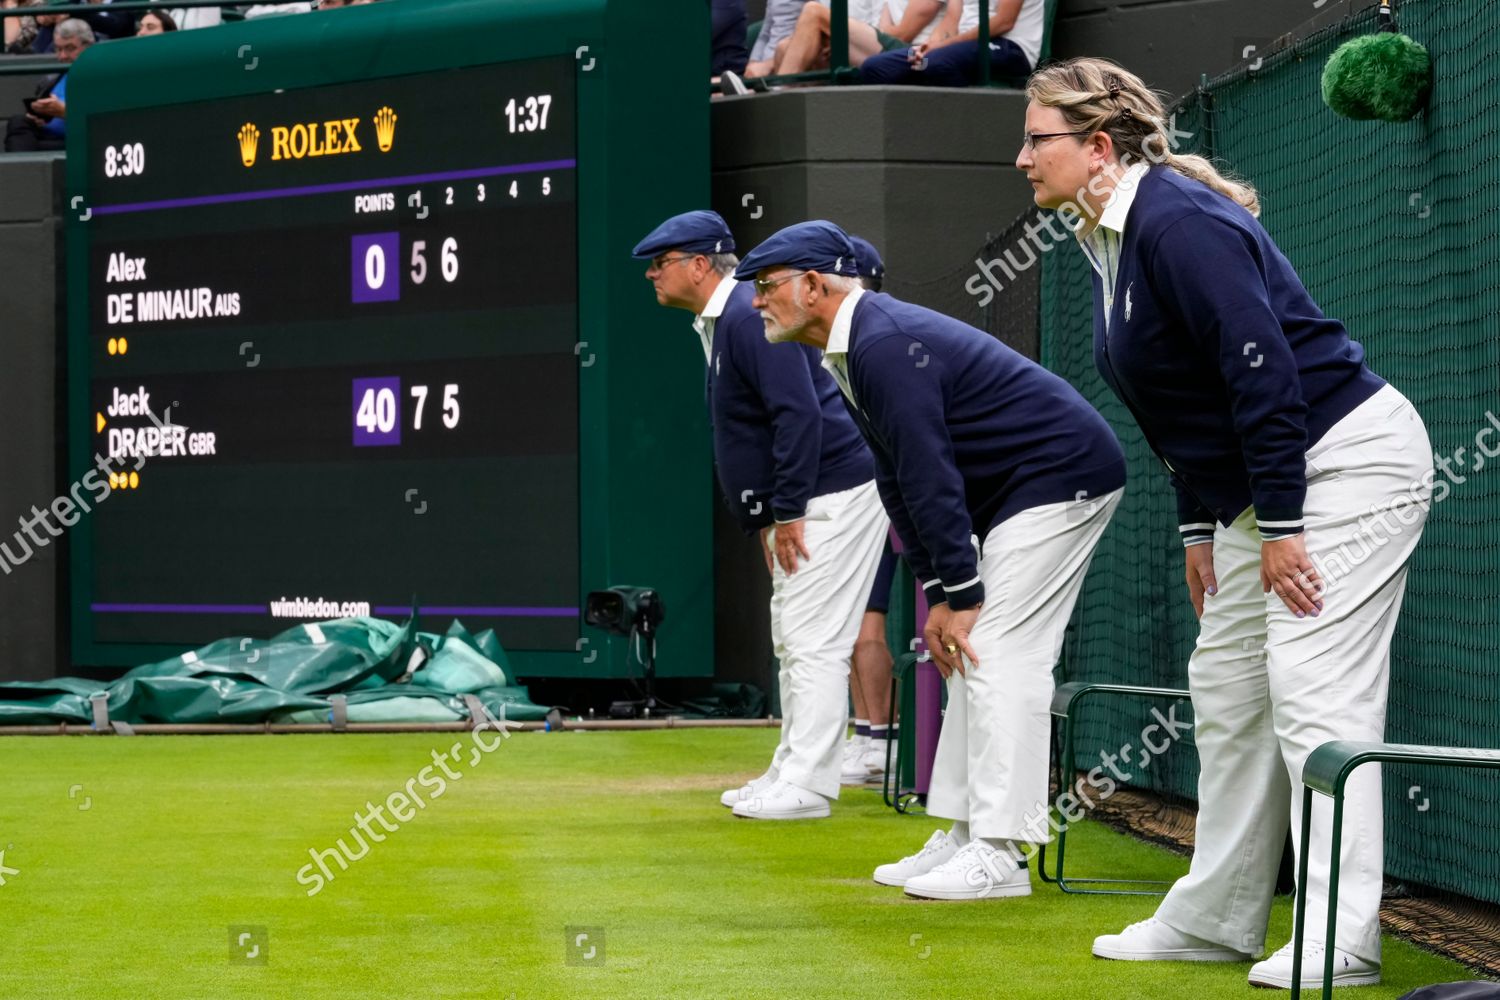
[79,58,581,652]
[67,0,714,676]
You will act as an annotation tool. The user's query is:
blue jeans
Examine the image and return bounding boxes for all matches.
[859,37,1030,87]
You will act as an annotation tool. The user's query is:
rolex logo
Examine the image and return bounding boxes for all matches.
[373,106,397,153]
[237,123,261,168]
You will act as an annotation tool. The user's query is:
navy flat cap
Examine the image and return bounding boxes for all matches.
[846,234,884,279]
[733,220,861,281]
[632,210,736,258]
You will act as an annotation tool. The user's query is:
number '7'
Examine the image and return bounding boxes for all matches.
[410,384,461,430]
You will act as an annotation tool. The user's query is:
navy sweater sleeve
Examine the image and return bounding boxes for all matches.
[736,316,824,522]
[1172,476,1216,547]
[855,337,983,610]
[1149,214,1310,538]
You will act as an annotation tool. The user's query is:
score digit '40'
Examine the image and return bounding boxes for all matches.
[351,232,458,304]
[352,376,459,447]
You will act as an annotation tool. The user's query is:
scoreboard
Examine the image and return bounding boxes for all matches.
[66,0,713,676]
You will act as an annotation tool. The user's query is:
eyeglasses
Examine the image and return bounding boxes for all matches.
[752,271,804,296]
[1022,130,1093,150]
[649,253,696,272]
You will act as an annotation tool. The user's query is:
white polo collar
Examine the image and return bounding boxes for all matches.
[692,275,737,361]
[821,286,865,361]
[1078,160,1150,243]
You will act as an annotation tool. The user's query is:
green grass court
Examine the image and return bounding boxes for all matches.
[0,729,1470,998]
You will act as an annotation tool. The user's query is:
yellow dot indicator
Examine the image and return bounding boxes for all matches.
[96,412,105,433]
[108,472,119,489]
[128,471,139,489]
[107,338,117,356]
[118,338,128,355]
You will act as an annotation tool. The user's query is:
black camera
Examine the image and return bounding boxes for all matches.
[583,586,666,719]
[584,586,665,637]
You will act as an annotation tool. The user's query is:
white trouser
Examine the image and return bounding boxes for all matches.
[1156,385,1432,964]
[767,479,890,799]
[926,488,1123,840]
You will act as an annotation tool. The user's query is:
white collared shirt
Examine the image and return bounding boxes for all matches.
[692,275,737,363]
[1077,161,1150,332]
[819,286,866,406]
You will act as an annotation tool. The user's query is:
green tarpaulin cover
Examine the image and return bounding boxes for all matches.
[0,618,549,726]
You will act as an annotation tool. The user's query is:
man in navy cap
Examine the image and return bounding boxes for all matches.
[736,220,1126,896]
[633,210,892,820]
[847,233,885,293]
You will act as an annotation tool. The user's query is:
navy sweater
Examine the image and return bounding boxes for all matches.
[842,293,1126,611]
[1093,167,1385,542]
[709,280,873,534]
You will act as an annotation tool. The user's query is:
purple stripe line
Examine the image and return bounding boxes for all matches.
[374,606,579,618]
[93,602,264,614]
[91,602,578,617]
[91,158,578,217]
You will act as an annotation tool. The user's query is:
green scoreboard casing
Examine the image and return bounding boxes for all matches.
[65,0,714,679]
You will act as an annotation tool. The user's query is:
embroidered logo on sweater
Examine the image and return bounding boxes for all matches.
[1124,284,1134,322]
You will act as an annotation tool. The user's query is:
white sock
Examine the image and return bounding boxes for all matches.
[949,820,971,846]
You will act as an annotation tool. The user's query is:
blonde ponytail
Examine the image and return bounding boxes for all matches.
[1164,152,1260,217]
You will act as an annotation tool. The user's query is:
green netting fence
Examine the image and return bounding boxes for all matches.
[1028,0,1500,904]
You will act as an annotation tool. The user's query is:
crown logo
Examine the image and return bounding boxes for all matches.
[373,106,397,153]
[237,123,261,168]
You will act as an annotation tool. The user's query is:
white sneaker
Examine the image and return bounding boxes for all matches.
[841,755,873,785]
[1248,940,1380,989]
[1092,917,1254,962]
[731,780,831,820]
[873,829,958,887]
[903,839,1031,900]
[720,770,776,808]
[840,736,871,785]
[858,743,887,777]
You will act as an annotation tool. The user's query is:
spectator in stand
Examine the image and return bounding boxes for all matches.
[775,0,948,77]
[18,0,134,43]
[136,9,176,33]
[4,17,91,152]
[711,0,748,77]
[243,3,313,16]
[722,0,945,93]
[742,0,819,77]
[167,2,219,28]
[860,0,1045,87]
[75,0,133,41]
[4,0,62,55]
[2,0,44,54]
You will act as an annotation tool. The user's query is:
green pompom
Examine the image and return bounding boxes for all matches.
[1322,31,1433,122]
